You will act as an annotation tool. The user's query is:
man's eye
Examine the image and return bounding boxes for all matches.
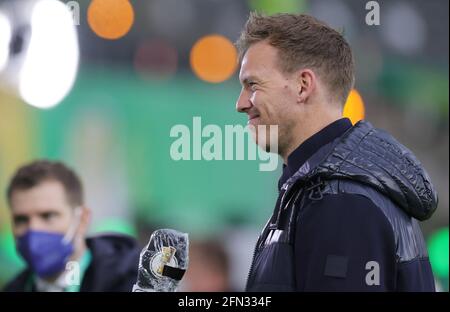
[248,82,257,90]
[41,212,57,221]
[14,216,28,225]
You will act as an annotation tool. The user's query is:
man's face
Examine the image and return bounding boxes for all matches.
[236,41,298,153]
[10,180,74,238]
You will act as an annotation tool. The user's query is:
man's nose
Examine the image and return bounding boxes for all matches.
[236,90,252,113]
[28,217,46,232]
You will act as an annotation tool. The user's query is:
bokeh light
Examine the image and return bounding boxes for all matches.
[428,227,449,278]
[248,0,307,14]
[343,89,365,125]
[134,40,178,80]
[382,2,426,56]
[0,11,11,72]
[147,0,195,46]
[190,34,238,83]
[310,0,356,40]
[88,0,134,40]
[19,0,79,109]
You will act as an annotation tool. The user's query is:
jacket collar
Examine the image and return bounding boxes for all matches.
[278,118,352,190]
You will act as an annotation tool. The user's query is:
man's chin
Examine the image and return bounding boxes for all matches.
[250,131,278,154]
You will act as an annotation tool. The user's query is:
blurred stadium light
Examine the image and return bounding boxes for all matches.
[343,89,365,125]
[87,0,134,40]
[428,227,449,291]
[0,11,11,72]
[190,34,238,83]
[0,0,79,109]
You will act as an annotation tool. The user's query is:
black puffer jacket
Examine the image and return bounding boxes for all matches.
[246,121,438,291]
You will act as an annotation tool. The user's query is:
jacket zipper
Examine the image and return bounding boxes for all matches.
[245,239,258,291]
[245,184,289,291]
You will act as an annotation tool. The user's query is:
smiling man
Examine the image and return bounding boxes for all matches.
[236,12,438,291]
[3,160,140,292]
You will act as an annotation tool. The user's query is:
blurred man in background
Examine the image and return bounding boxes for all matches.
[236,12,438,291]
[182,239,232,292]
[3,160,140,292]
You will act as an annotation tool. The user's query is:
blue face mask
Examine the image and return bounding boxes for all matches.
[16,208,81,278]
[17,230,75,278]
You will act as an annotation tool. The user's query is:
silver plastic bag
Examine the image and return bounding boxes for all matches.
[132,229,189,292]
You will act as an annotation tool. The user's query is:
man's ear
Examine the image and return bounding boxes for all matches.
[296,69,316,104]
[78,206,91,236]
